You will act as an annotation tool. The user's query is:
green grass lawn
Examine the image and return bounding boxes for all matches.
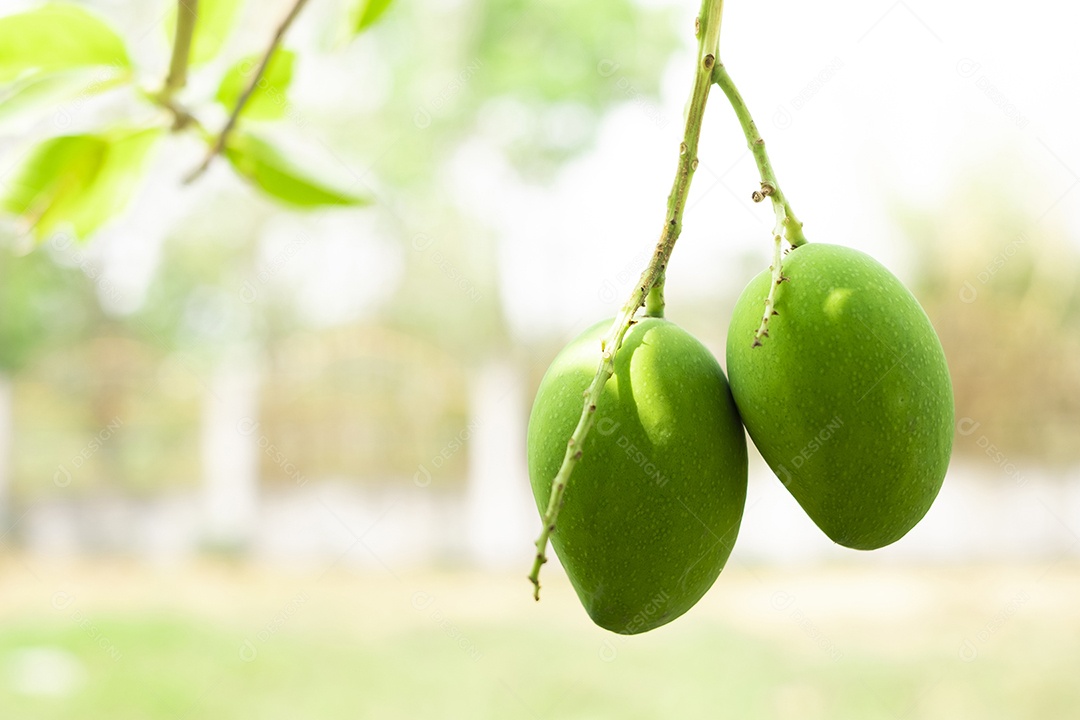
[1,556,1077,719]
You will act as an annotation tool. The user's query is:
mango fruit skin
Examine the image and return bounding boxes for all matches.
[527,318,748,634]
[726,243,953,550]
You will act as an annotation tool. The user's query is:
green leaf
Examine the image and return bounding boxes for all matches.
[223,132,368,208]
[0,66,129,126]
[1,128,162,241]
[0,3,131,84]
[354,0,395,32]
[164,0,245,66]
[215,49,296,121]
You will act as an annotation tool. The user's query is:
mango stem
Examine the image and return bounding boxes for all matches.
[712,62,808,345]
[528,0,725,600]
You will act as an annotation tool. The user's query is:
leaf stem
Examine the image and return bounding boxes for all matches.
[528,0,725,601]
[184,0,311,183]
[163,0,198,100]
[712,62,807,344]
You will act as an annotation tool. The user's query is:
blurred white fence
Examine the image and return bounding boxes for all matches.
[15,460,1080,569]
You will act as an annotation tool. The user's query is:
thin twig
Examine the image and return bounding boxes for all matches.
[528,0,725,601]
[185,0,311,183]
[162,0,199,99]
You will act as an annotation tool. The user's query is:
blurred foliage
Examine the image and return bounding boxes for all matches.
[13,337,202,496]
[259,326,469,487]
[1,129,162,241]
[224,131,370,208]
[215,49,296,122]
[0,3,130,83]
[354,0,397,33]
[0,0,681,502]
[133,218,264,359]
[340,0,677,357]
[0,0,373,240]
[338,0,678,187]
[0,245,96,372]
[467,0,676,175]
[0,2,131,141]
[899,171,1080,467]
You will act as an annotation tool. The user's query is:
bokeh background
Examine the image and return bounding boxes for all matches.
[1,0,1079,717]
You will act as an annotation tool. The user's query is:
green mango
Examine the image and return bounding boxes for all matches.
[726,243,953,549]
[528,317,748,634]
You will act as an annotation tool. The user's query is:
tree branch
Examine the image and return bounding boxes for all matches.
[184,0,311,183]
[528,0,726,601]
[162,0,199,100]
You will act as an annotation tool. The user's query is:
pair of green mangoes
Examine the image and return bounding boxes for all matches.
[526,244,954,634]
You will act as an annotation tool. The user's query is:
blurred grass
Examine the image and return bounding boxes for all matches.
[0,557,1078,719]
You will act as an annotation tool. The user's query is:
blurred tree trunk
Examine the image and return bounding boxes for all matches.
[465,358,533,568]
[201,349,261,550]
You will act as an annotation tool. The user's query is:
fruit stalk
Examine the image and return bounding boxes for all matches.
[712,63,806,249]
[528,0,725,600]
[645,276,666,318]
[713,63,807,344]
